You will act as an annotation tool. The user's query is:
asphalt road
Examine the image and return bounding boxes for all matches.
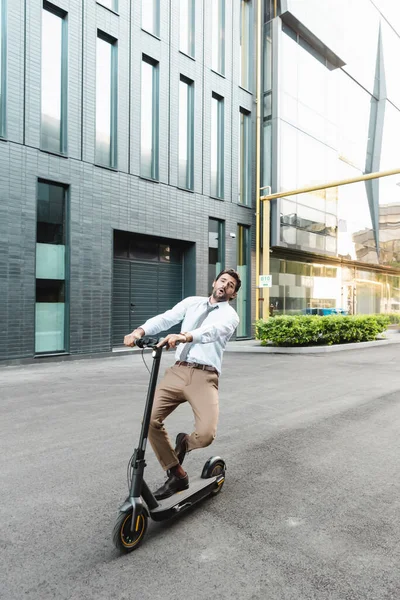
[1,345,400,600]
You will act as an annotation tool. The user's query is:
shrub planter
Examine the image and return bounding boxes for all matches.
[255,315,390,347]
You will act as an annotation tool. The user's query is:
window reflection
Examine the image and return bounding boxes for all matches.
[239,108,251,205]
[208,218,224,292]
[96,34,117,167]
[211,0,225,74]
[98,0,118,10]
[141,57,159,179]
[211,94,224,198]
[179,77,194,190]
[41,6,66,153]
[240,0,251,89]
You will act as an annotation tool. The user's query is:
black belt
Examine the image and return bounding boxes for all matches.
[175,361,218,375]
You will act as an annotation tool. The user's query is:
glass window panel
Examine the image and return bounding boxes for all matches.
[211,0,225,74]
[41,6,66,153]
[37,181,66,244]
[237,225,250,337]
[142,0,160,37]
[35,182,67,354]
[141,57,159,179]
[98,0,118,10]
[96,34,117,167]
[240,0,251,89]
[180,0,195,57]
[208,218,224,292]
[211,94,224,198]
[239,109,251,205]
[179,77,194,190]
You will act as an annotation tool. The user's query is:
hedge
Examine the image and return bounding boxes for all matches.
[255,314,390,347]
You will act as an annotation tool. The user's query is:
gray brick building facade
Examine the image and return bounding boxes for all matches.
[0,0,256,360]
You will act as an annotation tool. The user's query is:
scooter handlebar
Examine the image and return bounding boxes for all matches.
[135,337,160,349]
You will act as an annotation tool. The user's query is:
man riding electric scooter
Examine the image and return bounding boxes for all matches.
[124,268,241,500]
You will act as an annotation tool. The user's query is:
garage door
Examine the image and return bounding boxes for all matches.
[112,238,184,347]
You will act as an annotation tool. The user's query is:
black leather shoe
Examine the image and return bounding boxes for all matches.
[153,471,189,500]
[175,432,189,465]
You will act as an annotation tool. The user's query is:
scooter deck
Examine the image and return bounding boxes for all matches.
[149,475,221,520]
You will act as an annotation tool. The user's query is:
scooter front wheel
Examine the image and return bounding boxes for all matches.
[112,510,148,553]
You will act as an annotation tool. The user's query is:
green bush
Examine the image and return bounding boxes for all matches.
[255,314,390,347]
[372,313,400,325]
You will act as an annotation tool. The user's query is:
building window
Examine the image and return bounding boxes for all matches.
[240,0,251,89]
[180,0,195,57]
[208,218,225,293]
[211,93,224,198]
[41,2,68,154]
[35,181,68,354]
[96,32,117,168]
[239,108,251,205]
[0,0,6,137]
[236,224,250,337]
[141,56,159,180]
[142,0,160,37]
[211,0,225,74]
[179,76,194,190]
[98,0,118,11]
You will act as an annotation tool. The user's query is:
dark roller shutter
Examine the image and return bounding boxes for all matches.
[112,259,131,348]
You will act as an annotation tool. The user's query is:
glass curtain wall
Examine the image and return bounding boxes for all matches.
[269,257,400,316]
[35,182,68,353]
[41,3,67,153]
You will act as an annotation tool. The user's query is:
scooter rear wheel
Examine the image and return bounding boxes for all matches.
[112,510,148,553]
[204,459,226,495]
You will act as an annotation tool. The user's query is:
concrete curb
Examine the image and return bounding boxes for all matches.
[225,335,400,354]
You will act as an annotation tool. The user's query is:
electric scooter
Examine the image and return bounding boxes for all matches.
[112,336,226,553]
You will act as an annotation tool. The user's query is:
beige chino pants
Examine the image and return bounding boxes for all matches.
[148,364,219,471]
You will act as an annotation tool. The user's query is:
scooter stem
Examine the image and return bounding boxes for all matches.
[137,344,163,460]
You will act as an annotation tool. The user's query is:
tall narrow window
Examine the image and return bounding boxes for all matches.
[179,76,194,190]
[208,218,225,293]
[96,32,117,168]
[41,3,67,153]
[239,108,251,205]
[180,0,195,57]
[35,181,68,354]
[142,0,160,37]
[240,0,251,89]
[236,224,250,337]
[141,56,159,180]
[0,0,6,137]
[211,93,224,198]
[211,0,225,74]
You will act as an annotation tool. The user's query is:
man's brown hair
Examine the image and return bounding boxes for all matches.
[215,268,242,293]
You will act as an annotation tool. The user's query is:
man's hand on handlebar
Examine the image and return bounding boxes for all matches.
[157,333,189,349]
[124,328,145,347]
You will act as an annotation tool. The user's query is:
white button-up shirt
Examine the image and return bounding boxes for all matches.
[140,296,239,375]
